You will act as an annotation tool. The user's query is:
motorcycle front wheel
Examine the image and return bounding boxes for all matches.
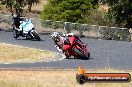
[73,48,85,59]
[31,31,41,41]
[73,47,89,60]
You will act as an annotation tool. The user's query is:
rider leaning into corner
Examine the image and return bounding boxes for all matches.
[12,13,33,39]
[12,13,24,38]
[12,13,22,28]
[51,32,83,52]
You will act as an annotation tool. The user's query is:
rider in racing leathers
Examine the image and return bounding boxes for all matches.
[51,32,82,52]
[12,13,24,38]
[12,14,21,27]
[51,32,66,52]
[12,15,33,39]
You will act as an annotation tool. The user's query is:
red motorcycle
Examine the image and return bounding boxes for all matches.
[62,35,90,60]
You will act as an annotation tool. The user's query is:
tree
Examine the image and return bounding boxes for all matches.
[1,0,26,12]
[40,0,96,23]
[1,0,40,13]
[106,0,132,27]
[27,0,40,12]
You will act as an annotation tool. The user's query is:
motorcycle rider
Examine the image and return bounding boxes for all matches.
[12,13,22,29]
[51,32,83,52]
[51,32,65,52]
[12,13,24,38]
[12,14,33,39]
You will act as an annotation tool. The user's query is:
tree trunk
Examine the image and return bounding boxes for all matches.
[28,4,32,12]
[127,3,132,27]
[28,0,33,12]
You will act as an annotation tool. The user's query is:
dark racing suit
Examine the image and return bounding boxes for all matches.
[12,15,23,38]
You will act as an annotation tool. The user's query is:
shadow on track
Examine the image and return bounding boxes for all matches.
[15,38,45,41]
[65,57,93,60]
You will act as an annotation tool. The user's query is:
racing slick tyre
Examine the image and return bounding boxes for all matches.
[76,74,87,84]
[73,48,86,59]
[32,31,41,41]
[81,52,90,60]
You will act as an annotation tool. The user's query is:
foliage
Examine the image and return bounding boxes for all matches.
[40,0,96,23]
[0,3,2,10]
[51,21,64,29]
[106,0,132,27]
[27,0,40,12]
[1,0,26,11]
[0,0,40,12]
[84,9,114,26]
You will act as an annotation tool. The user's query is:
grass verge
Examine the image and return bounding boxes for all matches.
[0,69,131,87]
[0,43,54,63]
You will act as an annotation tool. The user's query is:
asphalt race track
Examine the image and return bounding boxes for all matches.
[0,31,132,69]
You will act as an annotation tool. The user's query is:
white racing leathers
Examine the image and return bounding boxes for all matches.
[56,36,66,51]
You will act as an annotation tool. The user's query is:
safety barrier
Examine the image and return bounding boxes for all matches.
[41,20,131,41]
[0,14,131,41]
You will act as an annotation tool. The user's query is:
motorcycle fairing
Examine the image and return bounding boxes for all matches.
[69,35,75,45]
[20,19,34,34]
[63,36,75,51]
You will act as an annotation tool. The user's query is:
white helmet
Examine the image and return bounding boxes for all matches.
[51,32,61,42]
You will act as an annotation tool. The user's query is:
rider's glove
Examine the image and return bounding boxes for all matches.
[15,28,20,31]
[16,28,22,31]
[19,28,22,31]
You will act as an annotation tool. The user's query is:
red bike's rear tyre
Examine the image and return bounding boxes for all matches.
[73,48,85,58]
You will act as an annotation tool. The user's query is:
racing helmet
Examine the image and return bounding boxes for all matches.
[13,13,21,20]
[51,32,61,42]
[19,18,27,24]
